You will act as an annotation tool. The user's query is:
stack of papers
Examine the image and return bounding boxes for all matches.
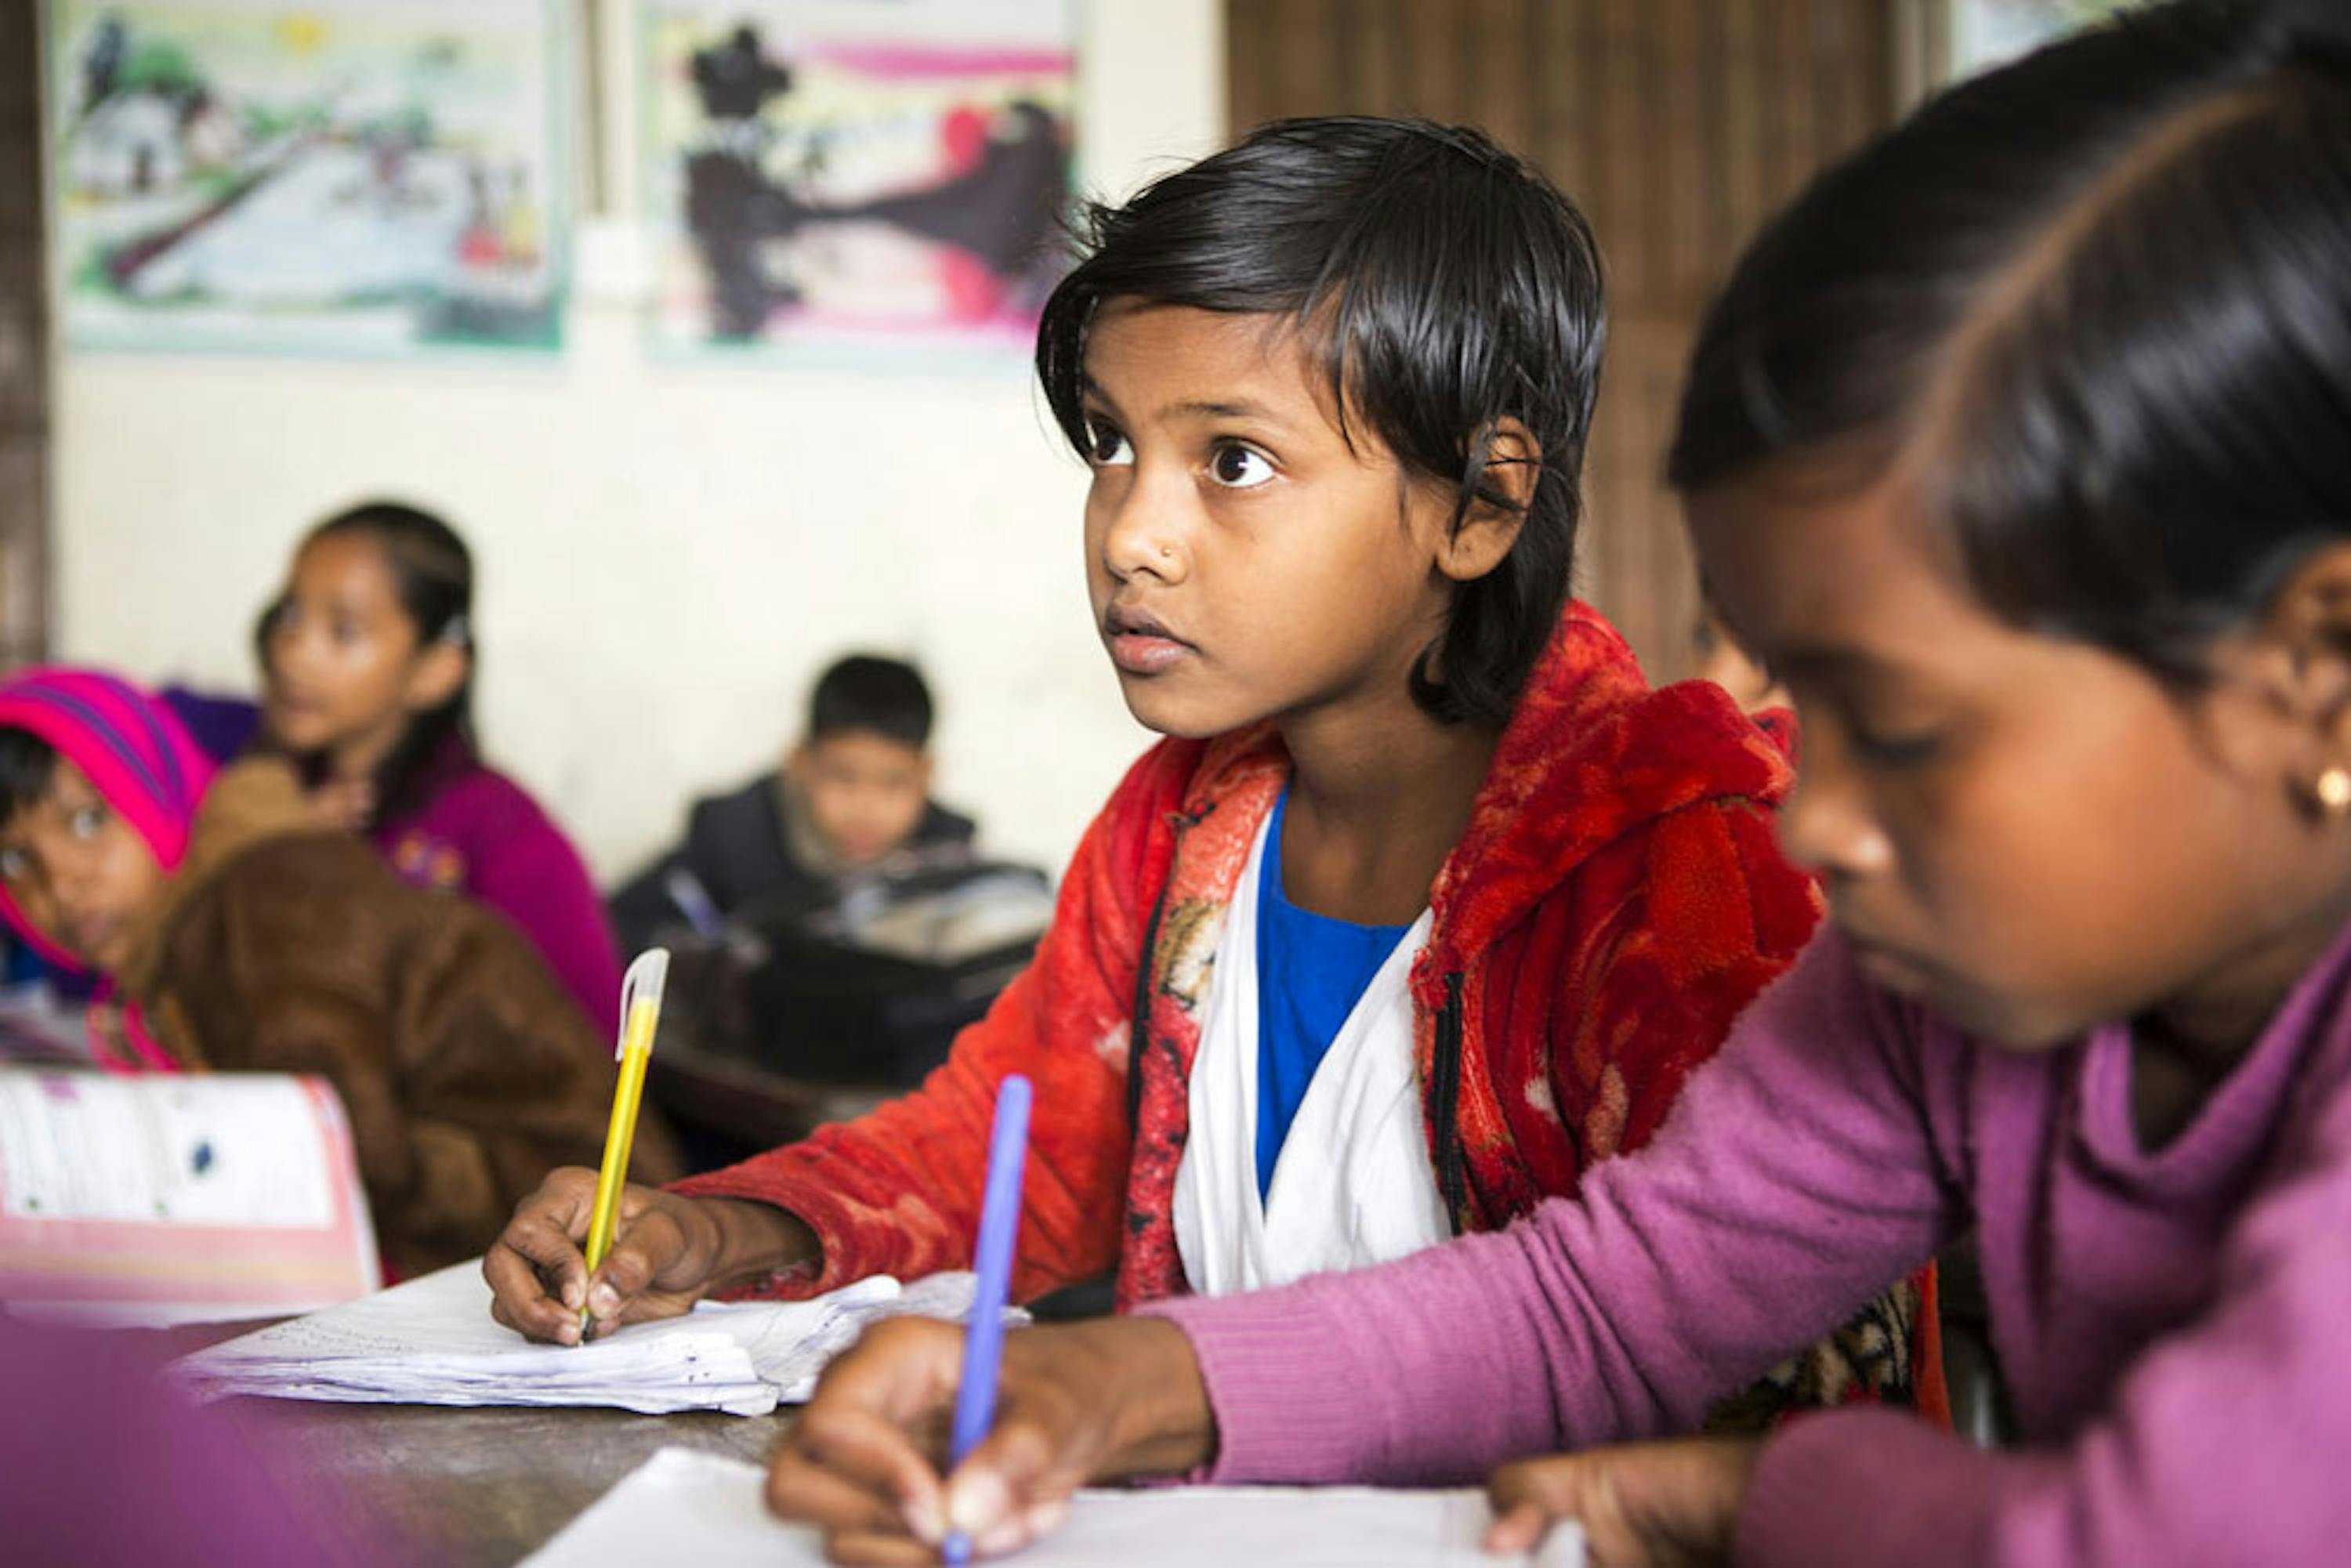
[171,1261,996,1416]
[523,1447,1587,1567]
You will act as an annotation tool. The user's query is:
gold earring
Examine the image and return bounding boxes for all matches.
[2317,766,2351,817]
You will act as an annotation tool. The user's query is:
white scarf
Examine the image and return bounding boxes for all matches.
[1173,811,1451,1296]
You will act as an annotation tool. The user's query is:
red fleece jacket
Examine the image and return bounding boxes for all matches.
[676,603,1940,1415]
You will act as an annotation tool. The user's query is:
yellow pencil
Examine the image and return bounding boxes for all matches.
[581,948,669,1339]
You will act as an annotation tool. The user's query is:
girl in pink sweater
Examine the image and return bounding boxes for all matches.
[759,4,2351,1566]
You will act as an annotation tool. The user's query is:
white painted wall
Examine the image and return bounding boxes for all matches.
[49,0,1225,883]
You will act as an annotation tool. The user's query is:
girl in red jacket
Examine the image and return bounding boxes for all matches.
[486,116,1933,1423]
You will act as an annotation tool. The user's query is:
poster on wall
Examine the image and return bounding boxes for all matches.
[641,0,1075,367]
[1946,0,2143,78]
[46,0,567,355]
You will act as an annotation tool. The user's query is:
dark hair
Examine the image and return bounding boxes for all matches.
[0,727,57,829]
[1669,0,2351,683]
[1036,116,1606,726]
[808,655,933,748]
[260,499,476,819]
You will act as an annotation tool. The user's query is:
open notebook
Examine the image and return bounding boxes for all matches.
[523,1447,1587,1568]
[0,1067,379,1327]
[170,1261,994,1416]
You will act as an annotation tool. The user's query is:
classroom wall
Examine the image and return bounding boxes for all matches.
[49,0,1226,882]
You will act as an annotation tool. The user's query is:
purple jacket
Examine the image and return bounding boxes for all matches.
[1146,924,2351,1567]
[372,753,624,1037]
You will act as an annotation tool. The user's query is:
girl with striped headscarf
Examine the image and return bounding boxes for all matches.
[0,667,672,1276]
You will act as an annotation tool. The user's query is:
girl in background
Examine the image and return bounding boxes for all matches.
[255,501,623,1034]
[0,668,668,1275]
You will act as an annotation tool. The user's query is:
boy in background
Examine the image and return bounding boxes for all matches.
[612,654,974,948]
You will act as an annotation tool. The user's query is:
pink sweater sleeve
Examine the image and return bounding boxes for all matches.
[1148,931,2351,1567]
[1737,1041,2351,1568]
[1143,935,1956,1484]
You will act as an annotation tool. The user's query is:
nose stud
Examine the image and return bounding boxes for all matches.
[2319,766,2351,817]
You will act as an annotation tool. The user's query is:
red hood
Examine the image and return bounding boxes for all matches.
[1424,603,1795,970]
[1163,601,1795,976]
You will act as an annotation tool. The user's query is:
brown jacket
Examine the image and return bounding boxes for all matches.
[118,760,678,1278]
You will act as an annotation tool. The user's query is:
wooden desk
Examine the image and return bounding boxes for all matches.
[137,1316,797,1567]
[227,1397,794,1567]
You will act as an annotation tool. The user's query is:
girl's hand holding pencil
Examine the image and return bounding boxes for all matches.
[484,948,819,1344]
[482,1167,818,1345]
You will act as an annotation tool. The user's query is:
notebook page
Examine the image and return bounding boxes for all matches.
[523,1447,1587,1568]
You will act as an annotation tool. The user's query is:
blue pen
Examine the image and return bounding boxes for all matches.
[941,1073,1032,1566]
[661,867,726,940]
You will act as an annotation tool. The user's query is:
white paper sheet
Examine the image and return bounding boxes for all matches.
[522,1447,1586,1568]
[171,1262,997,1416]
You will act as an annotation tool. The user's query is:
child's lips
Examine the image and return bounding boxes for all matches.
[1108,632,1193,675]
[1103,608,1194,675]
[270,692,327,724]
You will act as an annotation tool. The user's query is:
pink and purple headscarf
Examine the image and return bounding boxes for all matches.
[0,667,218,970]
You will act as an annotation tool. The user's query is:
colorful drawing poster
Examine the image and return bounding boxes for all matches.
[47,0,567,354]
[642,0,1075,365]
[1947,0,2143,78]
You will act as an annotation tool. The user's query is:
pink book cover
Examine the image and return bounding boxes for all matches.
[0,1070,381,1326]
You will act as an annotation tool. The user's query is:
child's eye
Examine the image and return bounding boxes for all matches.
[1208,444,1275,490]
[67,804,107,839]
[1849,727,1943,769]
[1085,422,1132,467]
[0,846,27,882]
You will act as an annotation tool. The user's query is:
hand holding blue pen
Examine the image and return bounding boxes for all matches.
[942,1073,1032,1566]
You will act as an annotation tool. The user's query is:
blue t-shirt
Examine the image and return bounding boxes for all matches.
[1254,788,1415,1200]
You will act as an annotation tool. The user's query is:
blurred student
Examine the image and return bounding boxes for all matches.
[253,501,624,1033]
[0,668,673,1276]
[610,654,975,951]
